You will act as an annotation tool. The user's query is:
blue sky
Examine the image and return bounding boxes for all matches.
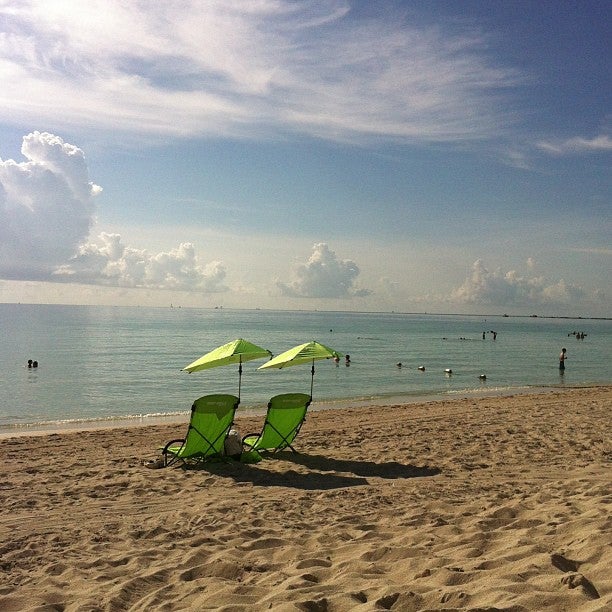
[0,1,609,316]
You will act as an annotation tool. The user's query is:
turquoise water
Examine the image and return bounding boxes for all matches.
[1,304,610,433]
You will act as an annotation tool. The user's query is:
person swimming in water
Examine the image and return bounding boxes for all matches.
[559,348,567,370]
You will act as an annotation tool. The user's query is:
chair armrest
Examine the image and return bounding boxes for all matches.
[162,438,185,453]
[161,438,185,467]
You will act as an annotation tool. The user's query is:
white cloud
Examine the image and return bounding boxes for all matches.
[0,132,227,292]
[54,233,228,292]
[0,1,519,143]
[537,134,612,155]
[0,131,100,279]
[276,242,370,298]
[450,259,591,307]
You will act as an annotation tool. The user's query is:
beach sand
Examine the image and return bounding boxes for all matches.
[0,386,610,611]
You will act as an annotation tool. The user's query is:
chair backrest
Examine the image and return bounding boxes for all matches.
[180,394,239,459]
[256,393,311,451]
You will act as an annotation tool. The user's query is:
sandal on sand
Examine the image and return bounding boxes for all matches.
[143,458,165,469]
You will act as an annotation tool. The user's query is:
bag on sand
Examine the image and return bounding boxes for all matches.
[224,429,242,458]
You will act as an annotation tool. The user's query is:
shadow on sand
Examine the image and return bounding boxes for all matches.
[280,452,441,480]
[189,452,441,491]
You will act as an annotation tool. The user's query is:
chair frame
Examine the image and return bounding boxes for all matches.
[242,393,311,454]
[162,394,239,467]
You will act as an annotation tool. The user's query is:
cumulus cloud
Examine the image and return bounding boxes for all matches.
[0,1,520,143]
[451,259,590,307]
[0,131,100,279]
[276,243,370,299]
[1,132,227,292]
[54,233,227,292]
[537,134,612,155]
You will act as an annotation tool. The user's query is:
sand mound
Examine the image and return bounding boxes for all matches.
[0,387,610,610]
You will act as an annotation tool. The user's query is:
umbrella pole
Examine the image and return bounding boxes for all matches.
[238,356,243,400]
[310,359,315,398]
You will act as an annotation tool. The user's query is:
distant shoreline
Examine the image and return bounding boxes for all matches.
[1,302,610,321]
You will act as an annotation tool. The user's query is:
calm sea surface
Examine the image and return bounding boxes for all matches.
[1,304,610,433]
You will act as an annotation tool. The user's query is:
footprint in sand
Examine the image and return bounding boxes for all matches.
[561,573,600,599]
[550,552,580,573]
[299,597,329,611]
[351,591,367,603]
[551,553,600,600]
[295,558,332,569]
[375,592,400,609]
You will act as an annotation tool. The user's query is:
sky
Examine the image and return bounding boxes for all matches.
[0,0,610,317]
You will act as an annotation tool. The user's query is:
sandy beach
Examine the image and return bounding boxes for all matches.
[0,386,610,611]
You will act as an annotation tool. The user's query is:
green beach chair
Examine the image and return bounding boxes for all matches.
[161,394,239,467]
[242,393,311,454]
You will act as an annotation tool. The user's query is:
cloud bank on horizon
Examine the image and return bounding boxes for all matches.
[1,131,604,312]
[0,132,227,291]
[451,259,591,309]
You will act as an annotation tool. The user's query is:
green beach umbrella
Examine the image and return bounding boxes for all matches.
[258,340,343,397]
[183,338,272,399]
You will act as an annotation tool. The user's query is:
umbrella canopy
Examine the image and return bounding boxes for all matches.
[183,338,272,398]
[258,340,343,396]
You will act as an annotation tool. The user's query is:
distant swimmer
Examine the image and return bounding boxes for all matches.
[418,365,425,371]
[559,348,567,371]
[479,374,487,380]
[33,360,38,368]
[445,368,452,374]
[396,362,402,368]
[27,359,33,368]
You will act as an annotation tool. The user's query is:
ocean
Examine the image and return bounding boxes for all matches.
[1,303,610,434]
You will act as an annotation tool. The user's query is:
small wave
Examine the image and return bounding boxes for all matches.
[0,410,190,434]
[445,385,534,396]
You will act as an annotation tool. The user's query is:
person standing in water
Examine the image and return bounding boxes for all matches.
[559,348,567,371]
